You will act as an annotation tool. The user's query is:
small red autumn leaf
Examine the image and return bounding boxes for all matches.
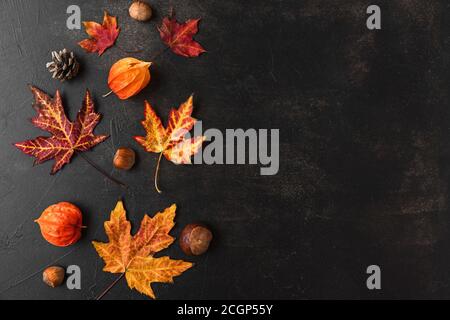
[158,15,206,58]
[14,86,108,174]
[79,11,120,56]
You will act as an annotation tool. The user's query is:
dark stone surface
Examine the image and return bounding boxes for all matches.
[0,0,449,300]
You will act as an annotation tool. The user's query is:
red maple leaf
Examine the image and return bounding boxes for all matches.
[14,86,108,174]
[158,15,206,58]
[79,11,120,56]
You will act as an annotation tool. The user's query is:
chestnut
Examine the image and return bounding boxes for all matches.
[113,147,136,171]
[179,224,213,256]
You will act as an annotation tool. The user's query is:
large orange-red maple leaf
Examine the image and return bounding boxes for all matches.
[93,201,193,299]
[158,15,206,58]
[14,86,108,174]
[79,11,120,56]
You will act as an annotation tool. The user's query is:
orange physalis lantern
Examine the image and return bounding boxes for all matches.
[35,202,84,247]
[108,57,152,100]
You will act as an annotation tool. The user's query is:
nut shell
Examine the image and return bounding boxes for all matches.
[129,1,153,22]
[180,224,213,256]
[43,266,65,288]
[114,147,136,171]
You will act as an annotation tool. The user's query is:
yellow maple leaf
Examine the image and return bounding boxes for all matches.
[93,201,193,299]
[134,95,206,193]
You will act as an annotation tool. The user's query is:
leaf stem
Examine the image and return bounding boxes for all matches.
[96,273,125,300]
[154,152,163,194]
[102,90,113,98]
[79,153,126,188]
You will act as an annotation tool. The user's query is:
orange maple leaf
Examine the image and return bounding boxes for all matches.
[93,201,193,299]
[134,96,206,193]
[79,11,120,56]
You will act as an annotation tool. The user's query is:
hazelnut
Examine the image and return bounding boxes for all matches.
[43,266,65,288]
[114,147,136,171]
[129,1,153,22]
[180,224,213,256]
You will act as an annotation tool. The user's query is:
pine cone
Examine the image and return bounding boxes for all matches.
[46,49,80,82]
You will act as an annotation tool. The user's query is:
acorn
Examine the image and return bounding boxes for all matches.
[179,224,213,256]
[43,266,65,288]
[129,1,153,22]
[114,147,136,171]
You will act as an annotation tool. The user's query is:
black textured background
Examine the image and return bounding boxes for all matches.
[1,0,450,300]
